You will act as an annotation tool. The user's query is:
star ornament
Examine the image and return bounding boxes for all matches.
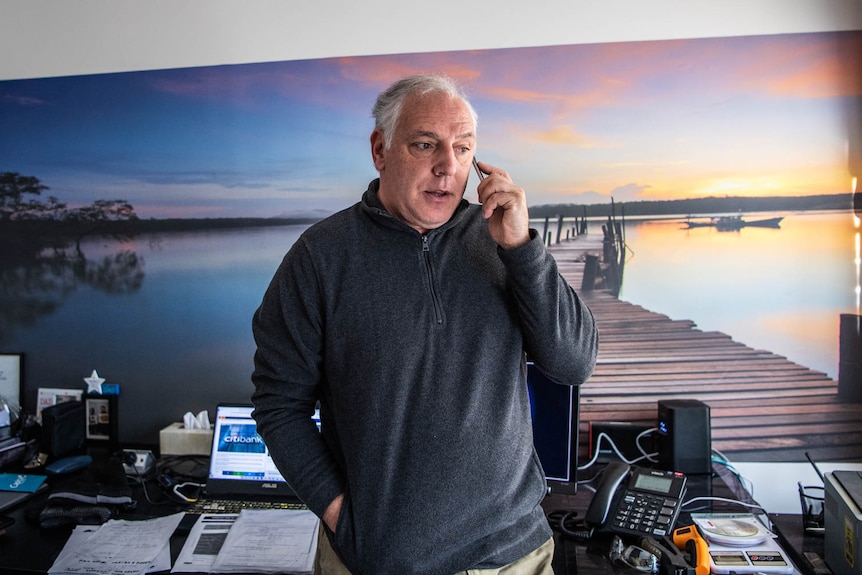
[84,370,106,394]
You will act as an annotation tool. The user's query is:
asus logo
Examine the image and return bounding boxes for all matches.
[262,483,279,489]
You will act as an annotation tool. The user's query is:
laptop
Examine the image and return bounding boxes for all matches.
[0,471,48,513]
[189,404,307,513]
[0,488,45,513]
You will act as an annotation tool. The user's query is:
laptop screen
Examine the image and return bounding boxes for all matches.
[204,404,309,498]
[208,404,286,485]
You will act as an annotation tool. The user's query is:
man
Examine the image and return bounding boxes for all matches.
[251,74,598,574]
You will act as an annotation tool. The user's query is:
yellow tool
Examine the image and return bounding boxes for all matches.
[673,525,710,575]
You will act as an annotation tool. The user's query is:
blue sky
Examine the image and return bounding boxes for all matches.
[1,30,858,218]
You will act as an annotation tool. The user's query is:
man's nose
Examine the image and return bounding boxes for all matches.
[433,147,458,177]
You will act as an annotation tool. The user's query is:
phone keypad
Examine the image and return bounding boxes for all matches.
[611,489,679,536]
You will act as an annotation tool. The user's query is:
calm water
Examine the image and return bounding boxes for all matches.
[3,211,858,444]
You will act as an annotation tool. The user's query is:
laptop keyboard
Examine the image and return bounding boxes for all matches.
[189,498,307,514]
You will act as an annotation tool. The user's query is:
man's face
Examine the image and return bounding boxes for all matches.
[371,92,475,234]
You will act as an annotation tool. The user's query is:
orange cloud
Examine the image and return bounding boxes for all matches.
[530,124,607,148]
[337,55,481,88]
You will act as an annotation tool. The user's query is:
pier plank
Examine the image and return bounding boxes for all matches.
[546,233,862,463]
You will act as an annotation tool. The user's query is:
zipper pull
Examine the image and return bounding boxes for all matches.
[422,235,430,252]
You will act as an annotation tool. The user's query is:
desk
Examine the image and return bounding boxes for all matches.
[769,513,830,575]
[0,463,803,575]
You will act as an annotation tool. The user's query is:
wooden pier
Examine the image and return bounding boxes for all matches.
[546,232,862,463]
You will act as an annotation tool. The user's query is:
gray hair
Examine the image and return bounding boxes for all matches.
[372,75,478,149]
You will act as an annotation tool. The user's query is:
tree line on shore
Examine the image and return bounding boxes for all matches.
[2,172,853,242]
[529,193,852,220]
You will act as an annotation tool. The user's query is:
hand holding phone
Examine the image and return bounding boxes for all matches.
[471,157,530,250]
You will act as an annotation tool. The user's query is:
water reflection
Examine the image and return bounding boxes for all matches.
[0,235,144,343]
[4,224,306,445]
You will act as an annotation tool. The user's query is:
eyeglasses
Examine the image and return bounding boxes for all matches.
[609,535,659,573]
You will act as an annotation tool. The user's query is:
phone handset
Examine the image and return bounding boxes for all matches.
[584,461,631,529]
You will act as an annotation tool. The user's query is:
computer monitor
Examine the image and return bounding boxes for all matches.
[527,362,580,494]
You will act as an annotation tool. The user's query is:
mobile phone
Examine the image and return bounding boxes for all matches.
[472,157,485,181]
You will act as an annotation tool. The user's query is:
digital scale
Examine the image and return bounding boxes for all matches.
[690,513,795,574]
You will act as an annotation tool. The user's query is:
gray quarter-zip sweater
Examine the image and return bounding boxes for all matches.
[251,179,598,574]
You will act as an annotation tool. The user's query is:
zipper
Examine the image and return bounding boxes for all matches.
[422,235,444,324]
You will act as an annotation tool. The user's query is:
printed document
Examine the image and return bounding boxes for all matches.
[48,512,183,575]
[171,514,238,573]
[210,509,319,574]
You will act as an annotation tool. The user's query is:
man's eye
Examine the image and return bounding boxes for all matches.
[415,142,433,151]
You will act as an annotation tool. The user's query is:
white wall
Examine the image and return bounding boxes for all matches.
[2,0,861,81]
[734,461,862,513]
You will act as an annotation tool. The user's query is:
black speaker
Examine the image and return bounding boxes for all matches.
[656,399,712,474]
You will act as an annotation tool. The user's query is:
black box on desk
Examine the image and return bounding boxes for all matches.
[656,399,712,474]
[824,470,862,575]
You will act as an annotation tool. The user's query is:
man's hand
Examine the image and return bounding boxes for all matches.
[474,160,531,250]
[323,493,344,532]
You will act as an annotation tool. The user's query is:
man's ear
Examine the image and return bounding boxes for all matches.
[370,129,386,171]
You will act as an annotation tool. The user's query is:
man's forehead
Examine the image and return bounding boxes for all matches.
[407,126,476,141]
[399,93,475,136]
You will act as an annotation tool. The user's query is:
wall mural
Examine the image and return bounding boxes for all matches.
[1,30,860,463]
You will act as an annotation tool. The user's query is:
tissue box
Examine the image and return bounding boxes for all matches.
[159,422,213,456]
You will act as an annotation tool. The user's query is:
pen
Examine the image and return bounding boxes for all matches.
[472,157,485,182]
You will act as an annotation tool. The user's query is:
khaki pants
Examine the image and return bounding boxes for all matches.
[315,524,555,575]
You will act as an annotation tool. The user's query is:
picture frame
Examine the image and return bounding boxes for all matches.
[0,353,23,409]
[36,387,83,423]
[85,394,118,446]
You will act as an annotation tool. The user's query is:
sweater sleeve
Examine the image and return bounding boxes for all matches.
[250,239,345,519]
[497,229,599,386]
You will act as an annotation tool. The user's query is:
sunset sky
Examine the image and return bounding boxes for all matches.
[1,30,859,219]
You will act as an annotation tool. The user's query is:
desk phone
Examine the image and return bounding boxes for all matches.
[586,462,687,537]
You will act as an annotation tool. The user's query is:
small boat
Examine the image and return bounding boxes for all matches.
[682,219,714,228]
[713,215,746,231]
[742,216,784,228]
[684,215,784,231]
